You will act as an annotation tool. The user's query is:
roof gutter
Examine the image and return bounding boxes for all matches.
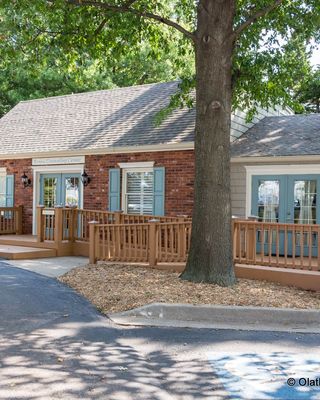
[0,142,195,160]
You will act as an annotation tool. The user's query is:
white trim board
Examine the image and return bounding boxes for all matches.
[0,142,194,160]
[118,162,154,169]
[32,156,85,166]
[245,164,320,218]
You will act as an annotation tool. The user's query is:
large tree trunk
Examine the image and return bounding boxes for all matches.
[181,0,236,285]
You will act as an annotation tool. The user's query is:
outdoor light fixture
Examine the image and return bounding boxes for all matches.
[21,172,31,188]
[81,170,91,187]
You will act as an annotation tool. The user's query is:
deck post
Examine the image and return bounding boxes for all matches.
[148,220,159,267]
[89,221,99,264]
[246,216,258,261]
[15,205,23,235]
[69,207,78,242]
[36,206,45,242]
[114,210,123,224]
[54,206,63,248]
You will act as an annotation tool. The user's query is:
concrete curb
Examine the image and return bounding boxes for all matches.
[109,303,320,333]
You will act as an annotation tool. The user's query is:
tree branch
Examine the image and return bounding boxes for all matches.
[67,0,195,41]
[234,0,284,38]
[93,0,138,36]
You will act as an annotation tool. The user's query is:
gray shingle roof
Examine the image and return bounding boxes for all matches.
[0,81,195,156]
[231,114,320,157]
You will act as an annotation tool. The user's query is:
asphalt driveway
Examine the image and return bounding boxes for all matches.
[0,261,219,400]
[1,261,320,400]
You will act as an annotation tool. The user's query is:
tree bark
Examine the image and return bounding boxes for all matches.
[181,0,236,285]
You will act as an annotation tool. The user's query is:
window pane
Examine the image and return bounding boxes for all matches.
[294,180,317,224]
[126,171,154,215]
[258,180,279,222]
[43,178,58,208]
[65,177,80,207]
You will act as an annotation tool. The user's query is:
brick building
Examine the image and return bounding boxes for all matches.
[0,81,296,234]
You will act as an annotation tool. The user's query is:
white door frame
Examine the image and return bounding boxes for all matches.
[32,164,85,234]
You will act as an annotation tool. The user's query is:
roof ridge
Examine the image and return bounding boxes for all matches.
[18,80,179,105]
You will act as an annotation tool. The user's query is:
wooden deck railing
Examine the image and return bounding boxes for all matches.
[88,220,192,265]
[35,206,320,272]
[37,207,190,242]
[0,206,23,235]
[233,219,320,271]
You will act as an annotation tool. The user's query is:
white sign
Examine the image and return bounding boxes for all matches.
[32,156,85,166]
[42,209,55,216]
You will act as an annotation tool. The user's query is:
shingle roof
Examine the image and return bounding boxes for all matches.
[0,81,195,156]
[231,114,320,157]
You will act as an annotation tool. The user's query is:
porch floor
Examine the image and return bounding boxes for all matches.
[0,234,37,243]
[0,235,56,260]
[0,244,56,260]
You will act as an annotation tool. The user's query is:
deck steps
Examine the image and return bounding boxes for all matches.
[0,244,56,260]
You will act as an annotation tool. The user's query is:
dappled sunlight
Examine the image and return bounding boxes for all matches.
[208,351,320,399]
[0,319,223,400]
[1,263,320,399]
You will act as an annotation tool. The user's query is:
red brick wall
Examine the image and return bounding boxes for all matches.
[0,150,195,234]
[0,159,33,234]
[83,150,195,216]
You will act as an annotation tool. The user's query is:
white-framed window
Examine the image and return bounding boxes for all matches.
[113,162,164,216]
[122,167,154,215]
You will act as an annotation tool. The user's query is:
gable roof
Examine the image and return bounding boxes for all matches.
[231,114,320,158]
[0,80,291,158]
[0,81,195,157]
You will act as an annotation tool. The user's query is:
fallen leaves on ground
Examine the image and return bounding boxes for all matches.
[58,264,320,314]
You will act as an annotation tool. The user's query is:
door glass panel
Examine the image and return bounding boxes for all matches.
[258,180,279,222]
[294,180,317,224]
[43,177,58,207]
[64,177,80,207]
[126,171,153,215]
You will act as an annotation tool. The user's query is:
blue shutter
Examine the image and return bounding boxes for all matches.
[153,167,165,216]
[109,169,120,211]
[5,175,14,207]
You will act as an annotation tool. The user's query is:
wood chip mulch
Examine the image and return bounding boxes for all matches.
[58,264,320,314]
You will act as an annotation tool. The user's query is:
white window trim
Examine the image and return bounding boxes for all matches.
[0,168,6,175]
[245,164,320,218]
[118,161,154,169]
[121,167,154,215]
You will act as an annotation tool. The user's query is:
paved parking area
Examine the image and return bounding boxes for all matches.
[1,261,320,400]
[209,352,320,399]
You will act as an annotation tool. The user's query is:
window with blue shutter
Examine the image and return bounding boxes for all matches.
[5,175,14,207]
[153,167,165,216]
[109,169,120,211]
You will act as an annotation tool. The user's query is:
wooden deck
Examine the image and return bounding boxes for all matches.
[0,235,57,259]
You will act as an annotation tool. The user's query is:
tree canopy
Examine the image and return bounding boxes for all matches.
[295,66,320,113]
[0,1,319,116]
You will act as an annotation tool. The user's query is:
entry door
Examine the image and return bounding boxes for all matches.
[287,176,319,257]
[252,174,320,256]
[252,175,285,256]
[40,173,82,208]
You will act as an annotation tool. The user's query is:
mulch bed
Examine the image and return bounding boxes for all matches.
[58,263,320,314]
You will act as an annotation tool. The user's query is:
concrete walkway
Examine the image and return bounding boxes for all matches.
[3,256,88,277]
